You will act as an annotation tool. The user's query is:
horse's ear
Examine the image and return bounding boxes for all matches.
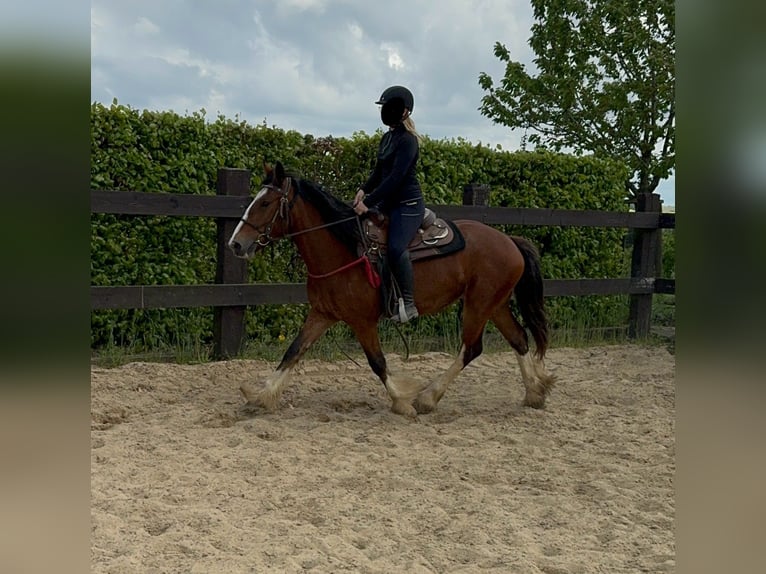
[263,161,273,177]
[275,161,286,181]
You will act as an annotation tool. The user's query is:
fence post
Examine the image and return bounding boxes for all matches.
[463,183,491,206]
[213,168,251,359]
[628,192,662,338]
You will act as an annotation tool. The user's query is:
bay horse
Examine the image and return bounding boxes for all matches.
[228,161,555,417]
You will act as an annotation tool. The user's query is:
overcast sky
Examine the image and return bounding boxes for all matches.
[90,0,675,206]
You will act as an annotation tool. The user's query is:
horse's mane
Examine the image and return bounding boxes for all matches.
[266,171,362,255]
[296,179,363,255]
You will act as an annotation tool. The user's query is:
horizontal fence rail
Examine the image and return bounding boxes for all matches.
[91,174,675,357]
[91,190,675,229]
[90,278,672,311]
[91,283,309,310]
[91,190,252,218]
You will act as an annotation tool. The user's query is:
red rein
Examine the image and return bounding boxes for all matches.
[306,255,381,288]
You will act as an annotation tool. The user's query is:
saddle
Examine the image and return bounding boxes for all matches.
[361,208,466,320]
[362,208,464,264]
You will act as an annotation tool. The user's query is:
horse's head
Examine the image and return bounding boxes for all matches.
[228,161,295,259]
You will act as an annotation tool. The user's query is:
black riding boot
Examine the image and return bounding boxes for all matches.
[390,252,419,323]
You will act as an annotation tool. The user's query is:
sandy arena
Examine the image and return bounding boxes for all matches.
[91,344,675,573]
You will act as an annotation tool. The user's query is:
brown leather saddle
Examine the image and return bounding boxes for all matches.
[361,208,466,319]
[362,208,464,264]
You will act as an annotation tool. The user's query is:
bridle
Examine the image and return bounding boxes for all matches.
[238,176,360,247]
[237,176,379,286]
[238,177,296,247]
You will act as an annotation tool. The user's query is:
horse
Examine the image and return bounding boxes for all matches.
[228,161,555,417]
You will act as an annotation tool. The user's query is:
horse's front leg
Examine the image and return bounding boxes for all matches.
[349,319,427,417]
[241,310,336,411]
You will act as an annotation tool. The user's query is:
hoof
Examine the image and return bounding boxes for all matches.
[413,393,436,414]
[240,382,258,403]
[523,374,555,409]
[385,373,429,403]
[523,391,546,409]
[391,398,418,418]
[239,383,279,412]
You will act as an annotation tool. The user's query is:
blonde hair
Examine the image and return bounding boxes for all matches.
[402,115,421,142]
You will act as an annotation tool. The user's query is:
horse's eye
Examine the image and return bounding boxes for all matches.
[260,200,270,208]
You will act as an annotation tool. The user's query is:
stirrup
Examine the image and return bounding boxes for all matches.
[390,297,419,323]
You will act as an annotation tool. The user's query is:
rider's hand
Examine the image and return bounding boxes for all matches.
[353,189,368,215]
[353,200,369,216]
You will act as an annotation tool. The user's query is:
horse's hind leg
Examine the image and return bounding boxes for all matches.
[241,310,336,411]
[413,299,488,414]
[413,344,468,413]
[349,320,426,417]
[490,303,555,408]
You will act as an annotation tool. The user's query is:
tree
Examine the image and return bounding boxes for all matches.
[478,0,674,198]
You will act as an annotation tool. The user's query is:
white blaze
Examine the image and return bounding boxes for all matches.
[229,187,269,248]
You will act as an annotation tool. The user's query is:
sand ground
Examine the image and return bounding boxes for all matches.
[91,344,675,573]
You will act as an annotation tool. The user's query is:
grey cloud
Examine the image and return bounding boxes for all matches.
[92,1,537,146]
[90,0,674,203]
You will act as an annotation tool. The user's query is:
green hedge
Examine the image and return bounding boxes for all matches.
[91,102,631,351]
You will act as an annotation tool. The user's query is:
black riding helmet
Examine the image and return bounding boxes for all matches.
[375,85,414,112]
[376,85,414,126]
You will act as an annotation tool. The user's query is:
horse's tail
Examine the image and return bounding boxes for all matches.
[511,236,549,359]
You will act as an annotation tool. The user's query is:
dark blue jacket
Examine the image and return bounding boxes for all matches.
[361,124,422,212]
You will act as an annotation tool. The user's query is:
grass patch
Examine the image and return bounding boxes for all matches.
[92,294,676,367]
[91,340,212,368]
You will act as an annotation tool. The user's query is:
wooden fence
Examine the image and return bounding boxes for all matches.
[91,168,676,358]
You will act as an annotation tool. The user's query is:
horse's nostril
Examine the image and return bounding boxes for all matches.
[230,240,241,252]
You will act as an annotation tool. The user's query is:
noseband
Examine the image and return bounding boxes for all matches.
[239,177,294,247]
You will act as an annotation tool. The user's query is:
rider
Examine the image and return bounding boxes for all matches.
[353,85,425,323]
